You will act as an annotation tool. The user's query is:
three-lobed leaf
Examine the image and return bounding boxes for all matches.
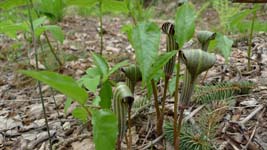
[175,2,196,48]
[20,70,88,105]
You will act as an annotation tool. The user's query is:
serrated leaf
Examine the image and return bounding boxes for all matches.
[175,2,196,48]
[131,22,161,84]
[91,109,118,150]
[20,70,88,105]
[92,53,109,77]
[99,81,113,109]
[215,33,233,62]
[72,107,88,123]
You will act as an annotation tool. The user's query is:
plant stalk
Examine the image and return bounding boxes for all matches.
[127,106,132,150]
[151,79,161,135]
[27,1,52,149]
[173,57,181,149]
[176,108,184,150]
[44,32,63,66]
[99,0,104,55]
[158,75,170,136]
[247,5,256,71]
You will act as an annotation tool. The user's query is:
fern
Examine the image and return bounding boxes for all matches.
[192,81,254,104]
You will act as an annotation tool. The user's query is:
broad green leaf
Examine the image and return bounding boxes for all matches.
[215,33,233,62]
[175,2,196,48]
[86,67,102,77]
[35,0,64,22]
[65,0,98,7]
[0,22,27,38]
[131,22,161,84]
[91,109,118,150]
[0,0,26,10]
[92,96,101,106]
[92,53,109,77]
[147,51,177,81]
[64,98,72,114]
[20,70,88,105]
[99,81,113,109]
[33,16,47,29]
[104,60,128,82]
[102,0,128,13]
[72,107,88,123]
[43,25,64,43]
[78,75,100,93]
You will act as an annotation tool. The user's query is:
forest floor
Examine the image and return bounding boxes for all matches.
[1,1,267,150]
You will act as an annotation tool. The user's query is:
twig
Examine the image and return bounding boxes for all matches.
[140,134,164,150]
[242,122,258,150]
[183,105,205,122]
[239,105,264,125]
[53,134,90,150]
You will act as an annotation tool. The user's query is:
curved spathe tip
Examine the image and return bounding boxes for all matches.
[180,49,216,78]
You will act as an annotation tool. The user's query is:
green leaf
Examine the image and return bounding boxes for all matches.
[147,51,177,81]
[43,25,64,43]
[86,67,102,77]
[92,96,101,107]
[92,53,109,77]
[175,2,196,48]
[72,107,88,123]
[65,0,98,7]
[131,22,161,84]
[0,22,27,38]
[99,81,113,109]
[33,17,47,29]
[64,98,72,114]
[78,75,100,93]
[215,33,233,62]
[0,0,26,10]
[91,109,118,150]
[20,70,88,105]
[104,60,128,82]
[102,0,128,13]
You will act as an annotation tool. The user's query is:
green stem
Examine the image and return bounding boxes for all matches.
[159,75,170,135]
[173,57,181,149]
[176,108,184,150]
[151,79,161,135]
[99,0,104,55]
[127,106,132,150]
[27,1,52,150]
[44,32,63,66]
[248,5,256,71]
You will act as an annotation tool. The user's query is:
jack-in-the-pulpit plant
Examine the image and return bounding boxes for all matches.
[113,82,134,150]
[197,31,216,51]
[176,49,216,149]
